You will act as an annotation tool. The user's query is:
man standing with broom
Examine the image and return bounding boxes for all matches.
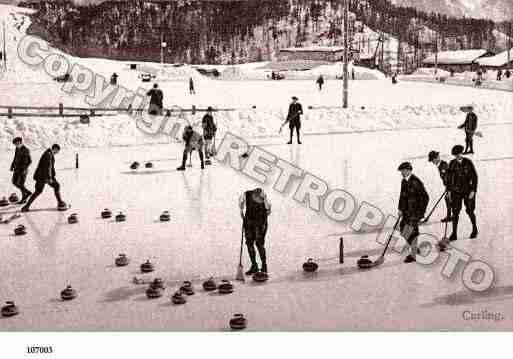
[458,105,478,154]
[428,150,451,223]
[280,96,303,144]
[239,188,271,275]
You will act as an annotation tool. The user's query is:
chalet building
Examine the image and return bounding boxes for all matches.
[476,49,513,69]
[422,49,494,72]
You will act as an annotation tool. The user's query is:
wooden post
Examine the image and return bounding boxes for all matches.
[90,109,95,117]
[59,103,63,116]
[7,107,12,119]
[75,153,79,169]
[339,237,344,263]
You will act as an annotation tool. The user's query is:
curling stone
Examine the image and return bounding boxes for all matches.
[101,208,112,219]
[57,202,68,211]
[202,277,217,291]
[140,260,154,273]
[252,271,269,283]
[1,301,19,317]
[0,197,9,207]
[357,255,373,269]
[14,224,26,236]
[146,285,163,299]
[145,162,153,169]
[115,212,126,222]
[67,213,78,224]
[8,193,19,203]
[150,278,165,290]
[130,161,140,170]
[218,279,234,294]
[180,281,195,296]
[229,313,247,330]
[159,211,170,222]
[115,253,129,267]
[302,258,319,273]
[171,291,187,305]
[60,285,77,301]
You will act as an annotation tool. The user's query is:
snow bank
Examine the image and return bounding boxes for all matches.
[1,101,510,150]
[412,67,451,78]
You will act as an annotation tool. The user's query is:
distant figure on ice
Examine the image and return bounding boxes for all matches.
[351,68,355,80]
[447,145,478,242]
[458,105,478,154]
[202,107,217,164]
[497,69,502,81]
[280,96,303,144]
[22,144,66,212]
[189,77,195,95]
[177,125,204,171]
[428,151,451,222]
[505,69,511,79]
[391,72,398,84]
[10,137,32,204]
[316,75,324,90]
[450,68,455,77]
[146,83,163,115]
[110,72,118,86]
[239,188,271,274]
[397,162,429,263]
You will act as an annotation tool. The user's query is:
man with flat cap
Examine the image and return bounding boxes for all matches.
[10,137,32,204]
[447,145,478,241]
[280,96,303,144]
[397,162,429,263]
[458,106,478,154]
[428,150,451,222]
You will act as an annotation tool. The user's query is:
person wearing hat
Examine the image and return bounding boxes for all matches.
[397,162,429,263]
[280,96,303,144]
[110,72,118,86]
[189,77,195,95]
[447,145,478,241]
[428,151,451,222]
[10,137,32,204]
[21,144,66,212]
[239,188,272,274]
[146,83,163,115]
[201,107,217,164]
[458,105,478,154]
[177,125,205,171]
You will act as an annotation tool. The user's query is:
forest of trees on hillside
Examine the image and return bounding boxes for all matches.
[18,0,510,65]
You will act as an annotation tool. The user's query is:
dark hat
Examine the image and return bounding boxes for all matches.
[397,162,413,171]
[451,145,464,155]
[207,106,213,112]
[292,96,298,100]
[12,137,22,144]
[428,151,439,162]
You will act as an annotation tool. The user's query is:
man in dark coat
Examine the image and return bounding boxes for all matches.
[447,145,478,241]
[21,144,66,212]
[428,150,451,222]
[458,106,478,154]
[239,188,272,274]
[397,162,429,263]
[189,77,195,94]
[316,75,324,90]
[10,137,32,204]
[146,83,163,115]
[201,107,217,162]
[281,96,303,144]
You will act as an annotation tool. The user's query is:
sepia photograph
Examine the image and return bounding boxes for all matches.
[0,0,512,356]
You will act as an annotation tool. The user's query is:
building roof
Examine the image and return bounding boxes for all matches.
[259,60,332,71]
[422,49,491,65]
[280,46,345,53]
[476,49,513,67]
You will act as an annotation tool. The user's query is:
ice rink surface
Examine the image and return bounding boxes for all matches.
[0,107,512,330]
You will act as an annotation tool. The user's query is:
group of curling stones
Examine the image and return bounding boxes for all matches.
[101,208,170,223]
[115,255,244,329]
[0,193,19,207]
[130,161,153,170]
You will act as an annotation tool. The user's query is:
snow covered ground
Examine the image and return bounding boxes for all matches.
[1,4,513,331]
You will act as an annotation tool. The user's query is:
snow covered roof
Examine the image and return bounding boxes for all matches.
[280,46,345,53]
[422,49,491,65]
[476,49,513,67]
[259,60,332,71]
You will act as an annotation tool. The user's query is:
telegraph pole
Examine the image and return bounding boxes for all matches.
[160,33,166,65]
[2,20,6,71]
[508,22,511,67]
[343,0,349,108]
[434,30,438,75]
